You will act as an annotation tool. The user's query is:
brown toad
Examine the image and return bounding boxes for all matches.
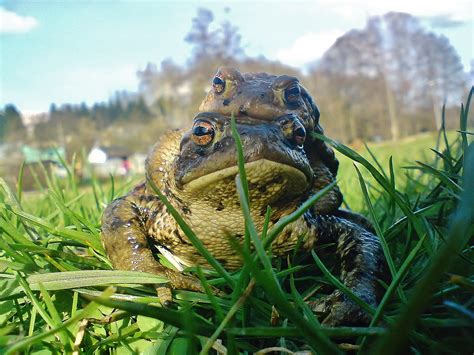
[101,69,384,326]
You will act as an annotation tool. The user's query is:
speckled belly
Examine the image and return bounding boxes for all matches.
[149,211,317,270]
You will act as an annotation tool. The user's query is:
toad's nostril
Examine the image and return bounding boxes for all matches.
[277,114,306,147]
[293,126,306,147]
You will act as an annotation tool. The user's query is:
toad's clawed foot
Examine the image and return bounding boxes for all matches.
[165,269,206,293]
[157,269,224,305]
[309,291,372,326]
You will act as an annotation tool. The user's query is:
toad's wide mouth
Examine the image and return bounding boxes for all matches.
[182,158,308,197]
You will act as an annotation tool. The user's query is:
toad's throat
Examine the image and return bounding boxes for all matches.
[182,159,309,196]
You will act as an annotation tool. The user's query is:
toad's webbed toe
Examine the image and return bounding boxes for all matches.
[310,290,375,326]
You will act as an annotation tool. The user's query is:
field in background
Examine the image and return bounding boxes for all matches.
[339,131,457,212]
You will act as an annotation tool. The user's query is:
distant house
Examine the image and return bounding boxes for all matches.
[11,145,69,190]
[21,145,68,178]
[87,146,142,178]
[22,146,66,165]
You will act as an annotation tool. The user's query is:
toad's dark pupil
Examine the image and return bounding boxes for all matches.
[193,125,212,137]
[213,77,224,86]
[285,86,300,103]
[213,77,225,93]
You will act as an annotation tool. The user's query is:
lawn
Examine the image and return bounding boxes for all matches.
[338,131,458,212]
[0,90,472,354]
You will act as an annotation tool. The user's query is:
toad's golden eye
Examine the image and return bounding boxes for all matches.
[212,76,225,94]
[191,120,215,146]
[284,84,301,107]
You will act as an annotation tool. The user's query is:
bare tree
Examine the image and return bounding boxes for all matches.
[312,12,467,141]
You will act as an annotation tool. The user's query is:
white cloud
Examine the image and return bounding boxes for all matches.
[0,7,38,33]
[276,30,344,67]
[325,0,472,21]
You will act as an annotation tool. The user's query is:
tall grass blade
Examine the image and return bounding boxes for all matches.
[354,164,405,301]
[27,270,168,290]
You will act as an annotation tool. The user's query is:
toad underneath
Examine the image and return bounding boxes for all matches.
[101,68,385,326]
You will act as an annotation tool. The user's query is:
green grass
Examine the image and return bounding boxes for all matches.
[0,89,473,354]
[338,131,458,211]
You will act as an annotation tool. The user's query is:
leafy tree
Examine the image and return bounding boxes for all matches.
[126,97,153,123]
[1,104,26,142]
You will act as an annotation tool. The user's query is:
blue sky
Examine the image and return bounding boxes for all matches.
[1,0,472,113]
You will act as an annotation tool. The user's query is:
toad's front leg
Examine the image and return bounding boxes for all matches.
[101,194,205,302]
[306,213,386,326]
